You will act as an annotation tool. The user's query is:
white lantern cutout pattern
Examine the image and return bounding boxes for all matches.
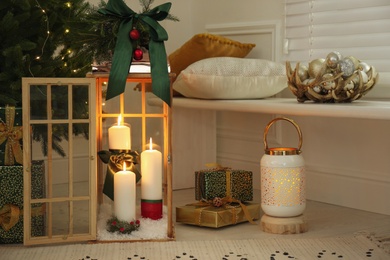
[260,117,306,218]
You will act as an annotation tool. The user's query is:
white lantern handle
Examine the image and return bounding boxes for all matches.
[263,117,303,153]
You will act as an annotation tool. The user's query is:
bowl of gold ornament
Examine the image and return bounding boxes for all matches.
[286,51,379,103]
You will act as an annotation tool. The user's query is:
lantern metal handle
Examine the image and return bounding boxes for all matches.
[263,117,303,152]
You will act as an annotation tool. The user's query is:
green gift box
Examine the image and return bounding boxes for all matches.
[176,202,260,228]
[0,160,46,244]
[0,106,23,166]
[195,167,253,202]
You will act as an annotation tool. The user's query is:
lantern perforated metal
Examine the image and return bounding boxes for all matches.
[260,117,306,218]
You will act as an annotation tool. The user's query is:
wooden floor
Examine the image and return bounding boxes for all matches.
[172,188,390,241]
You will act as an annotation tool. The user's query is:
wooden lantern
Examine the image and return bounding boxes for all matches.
[90,73,174,241]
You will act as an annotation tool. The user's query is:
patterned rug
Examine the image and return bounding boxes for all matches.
[0,235,389,260]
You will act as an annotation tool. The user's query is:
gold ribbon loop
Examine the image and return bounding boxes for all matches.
[0,204,20,231]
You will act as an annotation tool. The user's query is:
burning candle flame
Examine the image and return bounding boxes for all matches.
[149,137,153,150]
[123,162,126,171]
[117,115,122,126]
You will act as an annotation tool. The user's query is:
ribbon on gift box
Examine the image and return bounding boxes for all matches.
[200,163,234,199]
[98,150,141,201]
[189,196,257,225]
[0,204,45,231]
[0,106,23,165]
[98,0,172,106]
[0,204,20,231]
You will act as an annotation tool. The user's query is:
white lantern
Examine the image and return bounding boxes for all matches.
[260,117,306,218]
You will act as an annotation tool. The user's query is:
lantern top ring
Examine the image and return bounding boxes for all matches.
[263,117,303,155]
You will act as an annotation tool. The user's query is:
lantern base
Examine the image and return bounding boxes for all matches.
[260,214,308,234]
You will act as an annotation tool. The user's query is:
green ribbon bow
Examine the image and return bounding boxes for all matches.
[98,0,172,106]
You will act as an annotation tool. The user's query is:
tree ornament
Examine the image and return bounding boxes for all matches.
[326,51,342,69]
[339,58,355,77]
[133,48,143,60]
[297,64,309,82]
[129,28,140,40]
[308,58,325,78]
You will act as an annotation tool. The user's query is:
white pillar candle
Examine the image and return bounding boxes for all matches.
[141,138,163,200]
[114,162,136,221]
[108,115,131,150]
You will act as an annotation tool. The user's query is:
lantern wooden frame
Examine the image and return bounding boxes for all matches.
[88,73,174,241]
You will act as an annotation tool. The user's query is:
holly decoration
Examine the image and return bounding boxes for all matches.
[133,48,143,61]
[106,216,140,234]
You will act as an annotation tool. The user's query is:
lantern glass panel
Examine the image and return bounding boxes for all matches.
[124,83,142,114]
[52,201,70,236]
[51,85,68,119]
[72,85,90,119]
[30,85,47,120]
[73,200,90,234]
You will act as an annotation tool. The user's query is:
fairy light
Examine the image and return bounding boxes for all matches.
[29,0,51,75]
[65,29,70,33]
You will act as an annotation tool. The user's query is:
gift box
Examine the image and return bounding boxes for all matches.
[0,160,46,243]
[195,168,253,201]
[176,202,260,228]
[0,106,23,166]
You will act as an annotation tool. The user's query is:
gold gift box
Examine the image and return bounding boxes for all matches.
[176,203,260,228]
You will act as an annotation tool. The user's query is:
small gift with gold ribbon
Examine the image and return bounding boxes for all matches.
[195,165,253,202]
[176,198,260,228]
[0,106,23,166]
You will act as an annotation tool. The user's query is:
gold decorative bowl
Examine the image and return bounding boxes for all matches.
[286,52,379,103]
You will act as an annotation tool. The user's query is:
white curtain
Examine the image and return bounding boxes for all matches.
[283,0,390,92]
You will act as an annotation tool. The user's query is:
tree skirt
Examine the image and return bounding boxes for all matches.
[0,235,388,260]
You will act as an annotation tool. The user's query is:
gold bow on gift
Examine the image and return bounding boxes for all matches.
[0,204,20,232]
[0,204,45,232]
[0,106,23,165]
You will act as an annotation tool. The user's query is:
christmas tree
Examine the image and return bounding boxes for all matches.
[0,0,97,106]
[0,0,97,155]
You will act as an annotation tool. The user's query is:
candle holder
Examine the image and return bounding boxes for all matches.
[97,149,141,201]
[260,117,308,234]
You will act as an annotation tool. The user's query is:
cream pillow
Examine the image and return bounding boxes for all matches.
[173,57,287,99]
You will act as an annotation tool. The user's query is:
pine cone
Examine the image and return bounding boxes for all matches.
[212,197,223,207]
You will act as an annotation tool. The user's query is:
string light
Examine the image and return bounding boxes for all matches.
[29,0,51,76]
[29,1,85,75]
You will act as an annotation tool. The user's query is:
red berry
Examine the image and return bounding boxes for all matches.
[129,29,140,40]
[133,48,143,60]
